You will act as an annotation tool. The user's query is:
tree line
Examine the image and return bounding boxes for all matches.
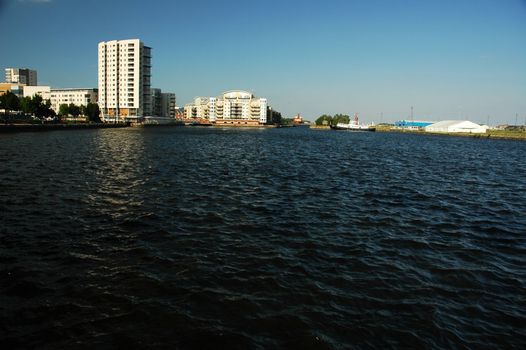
[0,92,101,123]
[315,114,351,126]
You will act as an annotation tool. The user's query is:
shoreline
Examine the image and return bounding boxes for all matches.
[2,122,524,141]
[309,124,526,141]
[376,127,526,141]
[0,123,128,133]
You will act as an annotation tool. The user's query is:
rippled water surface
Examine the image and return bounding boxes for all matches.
[1,127,525,349]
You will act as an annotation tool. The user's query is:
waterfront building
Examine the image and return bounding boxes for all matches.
[151,89,176,117]
[184,90,269,125]
[5,68,37,86]
[425,120,488,133]
[98,39,152,122]
[0,83,25,98]
[161,93,176,118]
[174,107,185,119]
[184,97,211,120]
[23,86,51,101]
[49,88,98,113]
[151,88,162,116]
[394,120,434,129]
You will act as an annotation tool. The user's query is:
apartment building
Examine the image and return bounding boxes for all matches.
[161,92,176,118]
[150,88,177,117]
[184,90,268,124]
[49,88,98,113]
[151,88,162,116]
[5,68,38,86]
[23,86,51,100]
[184,97,211,120]
[98,39,151,122]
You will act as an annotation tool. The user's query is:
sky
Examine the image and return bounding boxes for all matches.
[0,0,525,124]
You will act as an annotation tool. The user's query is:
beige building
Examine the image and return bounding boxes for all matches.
[0,83,25,97]
[184,97,211,120]
[184,90,268,125]
[98,38,152,122]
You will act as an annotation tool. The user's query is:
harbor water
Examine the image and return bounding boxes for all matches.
[1,127,525,349]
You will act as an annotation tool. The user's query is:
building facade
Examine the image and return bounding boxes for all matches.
[184,97,211,120]
[5,68,37,86]
[151,88,162,116]
[0,83,25,98]
[425,120,488,134]
[98,39,151,122]
[150,89,176,117]
[394,120,434,129]
[49,88,98,114]
[184,90,268,125]
[161,93,176,118]
[23,86,51,100]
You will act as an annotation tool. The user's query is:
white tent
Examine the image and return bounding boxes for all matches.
[425,120,488,134]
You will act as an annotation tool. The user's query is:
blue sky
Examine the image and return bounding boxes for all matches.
[1,0,525,124]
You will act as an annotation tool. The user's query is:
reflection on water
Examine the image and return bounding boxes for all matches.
[90,129,147,220]
[0,127,525,349]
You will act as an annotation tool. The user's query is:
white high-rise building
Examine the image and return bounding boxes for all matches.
[5,68,37,86]
[98,39,151,122]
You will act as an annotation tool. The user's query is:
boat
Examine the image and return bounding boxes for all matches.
[330,113,376,131]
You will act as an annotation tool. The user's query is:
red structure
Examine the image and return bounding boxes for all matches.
[292,114,303,125]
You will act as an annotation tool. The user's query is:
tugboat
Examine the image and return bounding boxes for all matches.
[330,113,376,131]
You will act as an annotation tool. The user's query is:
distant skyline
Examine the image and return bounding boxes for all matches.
[1,0,525,124]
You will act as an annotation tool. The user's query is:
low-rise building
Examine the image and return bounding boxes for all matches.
[0,83,25,97]
[49,88,98,113]
[23,86,51,100]
[425,120,488,133]
[394,120,434,129]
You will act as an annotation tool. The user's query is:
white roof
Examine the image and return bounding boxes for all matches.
[426,120,482,128]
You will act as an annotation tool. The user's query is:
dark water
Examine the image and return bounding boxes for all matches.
[1,127,525,349]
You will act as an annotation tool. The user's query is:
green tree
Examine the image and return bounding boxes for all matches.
[69,103,81,117]
[280,118,294,125]
[31,95,45,119]
[1,92,21,122]
[20,96,33,114]
[315,114,333,126]
[58,104,69,116]
[38,99,55,120]
[1,91,21,112]
[85,102,101,123]
[333,114,350,125]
